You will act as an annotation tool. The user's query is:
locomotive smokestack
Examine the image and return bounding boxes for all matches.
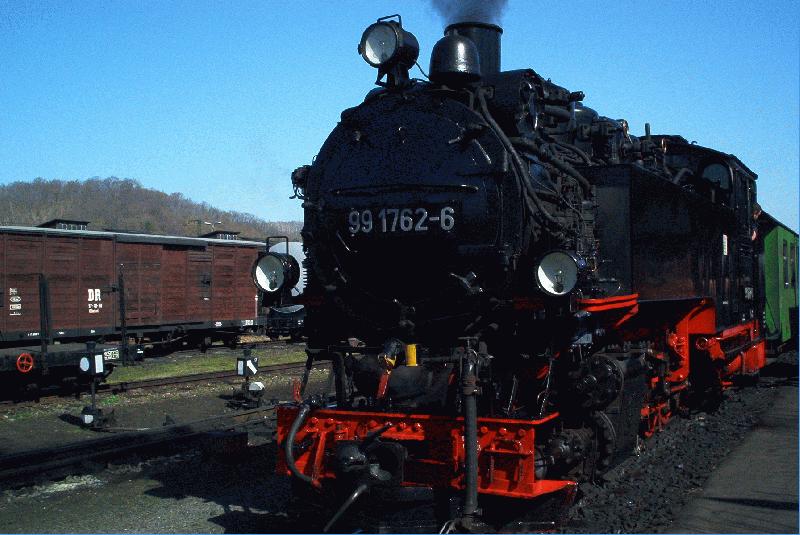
[431,0,506,76]
[444,22,502,75]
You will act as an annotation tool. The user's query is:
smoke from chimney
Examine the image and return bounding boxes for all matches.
[430,0,508,26]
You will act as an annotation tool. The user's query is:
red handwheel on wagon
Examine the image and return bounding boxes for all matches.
[16,352,34,373]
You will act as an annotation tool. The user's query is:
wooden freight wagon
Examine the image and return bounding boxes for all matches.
[0,225,267,350]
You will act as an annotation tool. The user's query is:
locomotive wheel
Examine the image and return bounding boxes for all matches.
[672,389,691,418]
[690,378,724,412]
[589,411,617,477]
[16,353,34,373]
[550,411,617,483]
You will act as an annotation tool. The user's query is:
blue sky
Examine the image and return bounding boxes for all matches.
[1,1,798,230]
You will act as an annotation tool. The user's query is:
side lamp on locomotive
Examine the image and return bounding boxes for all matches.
[252,249,300,306]
[535,250,586,296]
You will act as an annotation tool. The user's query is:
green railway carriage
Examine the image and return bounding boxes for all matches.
[761,212,798,348]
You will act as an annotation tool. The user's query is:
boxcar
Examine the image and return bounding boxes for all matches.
[0,225,268,381]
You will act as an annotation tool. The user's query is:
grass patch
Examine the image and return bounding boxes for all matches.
[101,394,120,406]
[2,408,35,422]
[107,349,307,384]
[248,349,309,367]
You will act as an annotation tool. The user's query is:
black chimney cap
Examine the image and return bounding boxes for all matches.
[444,21,503,34]
[444,22,502,76]
[429,33,481,86]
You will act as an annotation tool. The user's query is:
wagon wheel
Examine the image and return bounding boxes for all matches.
[16,353,34,373]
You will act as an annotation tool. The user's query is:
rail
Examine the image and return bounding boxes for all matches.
[0,404,279,484]
[103,360,315,393]
[0,360,323,407]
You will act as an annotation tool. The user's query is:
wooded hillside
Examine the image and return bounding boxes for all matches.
[0,177,301,240]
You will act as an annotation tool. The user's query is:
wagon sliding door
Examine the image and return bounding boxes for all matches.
[116,243,163,327]
[187,250,212,323]
[161,246,189,324]
[76,237,116,336]
[211,246,236,321]
[234,247,260,321]
[1,233,43,338]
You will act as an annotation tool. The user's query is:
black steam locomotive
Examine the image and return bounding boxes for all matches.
[276,15,774,531]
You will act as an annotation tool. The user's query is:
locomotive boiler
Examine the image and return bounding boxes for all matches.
[277,14,785,532]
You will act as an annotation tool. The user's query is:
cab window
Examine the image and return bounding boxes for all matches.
[700,163,732,205]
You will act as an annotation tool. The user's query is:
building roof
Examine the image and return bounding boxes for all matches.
[0,224,266,248]
[199,229,240,239]
[37,218,91,228]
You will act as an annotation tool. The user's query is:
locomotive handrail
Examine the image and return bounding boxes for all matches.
[329,183,479,196]
[266,235,290,255]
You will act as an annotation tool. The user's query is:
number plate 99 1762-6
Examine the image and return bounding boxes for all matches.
[347,206,455,234]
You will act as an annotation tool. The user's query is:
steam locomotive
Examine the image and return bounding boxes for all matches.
[274,15,798,532]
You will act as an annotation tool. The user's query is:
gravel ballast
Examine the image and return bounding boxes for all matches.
[566,351,797,533]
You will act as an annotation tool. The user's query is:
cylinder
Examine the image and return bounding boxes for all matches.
[445,22,502,76]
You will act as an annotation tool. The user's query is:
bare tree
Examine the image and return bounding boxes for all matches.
[0,177,301,240]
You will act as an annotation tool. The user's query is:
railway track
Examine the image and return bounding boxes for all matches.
[104,360,316,393]
[0,404,280,485]
[0,359,322,407]
[148,336,301,357]
[0,358,330,488]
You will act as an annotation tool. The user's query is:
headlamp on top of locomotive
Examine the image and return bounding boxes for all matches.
[253,252,299,301]
[358,15,419,86]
